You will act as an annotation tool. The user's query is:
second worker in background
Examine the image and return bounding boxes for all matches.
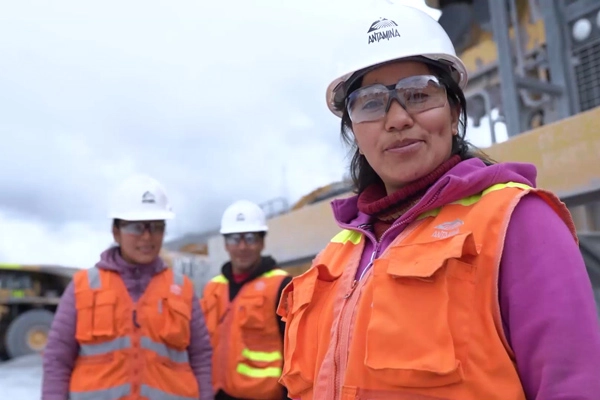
[201,200,291,400]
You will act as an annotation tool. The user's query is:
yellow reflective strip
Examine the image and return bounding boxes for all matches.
[417,208,441,220]
[80,337,131,356]
[262,269,289,278]
[418,182,532,219]
[450,193,481,207]
[210,274,228,283]
[330,229,362,245]
[451,182,532,206]
[70,383,131,400]
[236,363,282,378]
[482,182,532,195]
[241,348,282,362]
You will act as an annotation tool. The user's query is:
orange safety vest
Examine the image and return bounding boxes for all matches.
[277,183,577,400]
[69,266,200,400]
[201,268,289,399]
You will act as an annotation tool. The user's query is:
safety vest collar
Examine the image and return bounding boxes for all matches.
[210,267,289,285]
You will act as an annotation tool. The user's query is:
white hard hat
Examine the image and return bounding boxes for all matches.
[220,200,268,235]
[325,1,468,118]
[108,174,175,221]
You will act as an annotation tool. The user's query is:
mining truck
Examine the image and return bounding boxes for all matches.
[0,263,80,360]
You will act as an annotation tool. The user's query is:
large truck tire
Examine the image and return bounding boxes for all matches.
[5,309,55,359]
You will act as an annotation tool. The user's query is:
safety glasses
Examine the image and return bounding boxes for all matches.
[224,232,262,246]
[346,75,447,124]
[119,221,166,236]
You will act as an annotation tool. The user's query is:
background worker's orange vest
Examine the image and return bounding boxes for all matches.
[201,269,289,400]
[277,183,577,400]
[69,266,200,400]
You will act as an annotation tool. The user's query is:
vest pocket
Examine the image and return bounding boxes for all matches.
[364,232,478,388]
[238,295,266,330]
[75,290,117,341]
[277,265,337,398]
[159,297,191,350]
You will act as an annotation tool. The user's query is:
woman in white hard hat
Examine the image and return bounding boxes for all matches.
[42,174,214,400]
[277,3,600,400]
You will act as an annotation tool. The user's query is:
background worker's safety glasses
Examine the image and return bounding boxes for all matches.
[119,221,166,235]
[346,74,448,124]
[225,232,261,246]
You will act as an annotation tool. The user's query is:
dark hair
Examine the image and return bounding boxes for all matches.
[338,58,496,193]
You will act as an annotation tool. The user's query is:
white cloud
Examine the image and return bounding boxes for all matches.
[0,211,110,267]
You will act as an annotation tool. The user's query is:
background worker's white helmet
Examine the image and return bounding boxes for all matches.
[220,200,268,235]
[325,1,468,118]
[108,174,175,221]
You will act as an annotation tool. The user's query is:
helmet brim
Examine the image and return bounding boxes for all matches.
[109,210,175,221]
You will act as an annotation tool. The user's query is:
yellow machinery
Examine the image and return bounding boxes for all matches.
[0,263,80,360]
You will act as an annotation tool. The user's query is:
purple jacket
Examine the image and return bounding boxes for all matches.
[41,247,214,400]
[330,158,600,399]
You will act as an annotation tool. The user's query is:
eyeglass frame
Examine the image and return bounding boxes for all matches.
[345,74,448,124]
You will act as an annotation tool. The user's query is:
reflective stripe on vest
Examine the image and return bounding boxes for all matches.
[78,336,189,364]
[237,348,283,378]
[140,384,198,400]
[70,383,130,400]
[70,383,198,400]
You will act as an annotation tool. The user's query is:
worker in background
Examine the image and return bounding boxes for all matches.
[41,174,214,400]
[201,200,291,400]
[277,3,600,400]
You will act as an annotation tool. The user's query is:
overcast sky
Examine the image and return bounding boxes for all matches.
[0,0,505,268]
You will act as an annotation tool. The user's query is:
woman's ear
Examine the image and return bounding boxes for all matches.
[451,105,460,136]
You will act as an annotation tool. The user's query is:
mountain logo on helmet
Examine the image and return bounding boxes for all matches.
[141,191,156,204]
[367,17,401,44]
[236,213,245,222]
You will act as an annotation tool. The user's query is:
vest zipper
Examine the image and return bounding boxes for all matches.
[344,248,377,299]
[345,187,443,294]
[133,310,140,328]
[330,189,442,399]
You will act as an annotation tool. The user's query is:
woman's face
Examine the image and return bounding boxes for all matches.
[113,220,165,264]
[349,61,459,194]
